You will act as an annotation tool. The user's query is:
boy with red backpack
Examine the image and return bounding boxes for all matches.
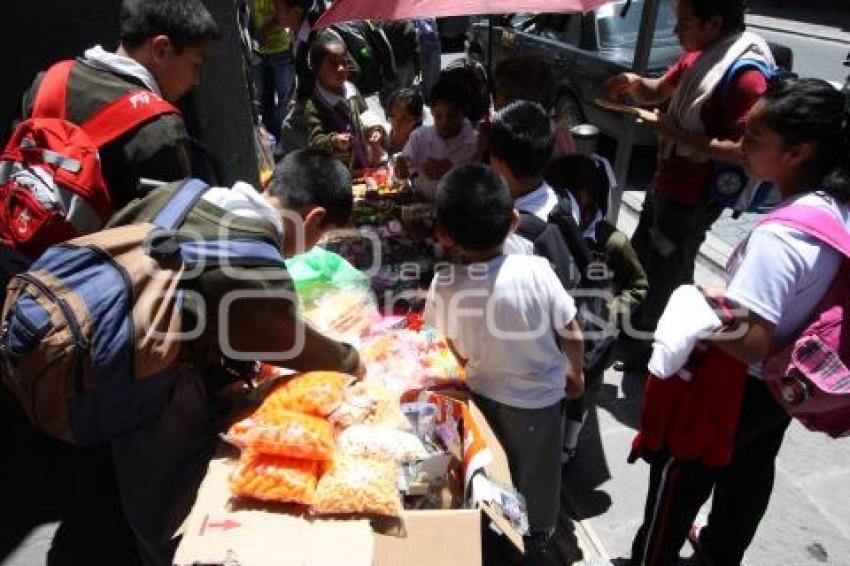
[0,0,220,296]
[0,1,218,563]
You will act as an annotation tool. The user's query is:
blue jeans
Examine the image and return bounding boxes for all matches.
[252,50,295,139]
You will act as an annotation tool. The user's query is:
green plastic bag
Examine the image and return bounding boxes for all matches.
[285,247,369,305]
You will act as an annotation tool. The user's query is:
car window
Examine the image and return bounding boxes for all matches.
[595,0,677,50]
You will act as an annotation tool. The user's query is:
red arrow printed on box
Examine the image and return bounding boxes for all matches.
[199,514,242,535]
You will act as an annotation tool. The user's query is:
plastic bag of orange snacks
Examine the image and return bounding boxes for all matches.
[225,410,335,460]
[258,371,350,418]
[312,455,401,517]
[230,450,319,505]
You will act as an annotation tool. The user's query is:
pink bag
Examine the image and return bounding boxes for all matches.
[760,205,850,438]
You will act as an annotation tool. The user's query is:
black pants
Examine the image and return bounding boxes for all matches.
[473,394,564,535]
[630,378,792,566]
[630,192,723,337]
[0,386,141,566]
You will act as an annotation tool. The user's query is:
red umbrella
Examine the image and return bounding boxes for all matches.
[315,0,617,28]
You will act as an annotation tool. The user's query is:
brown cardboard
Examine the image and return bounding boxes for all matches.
[374,509,481,566]
[173,459,375,566]
[174,399,521,565]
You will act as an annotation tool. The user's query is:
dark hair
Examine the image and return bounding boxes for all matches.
[436,164,514,251]
[494,53,556,111]
[685,0,746,35]
[439,58,490,123]
[308,29,347,72]
[545,155,610,215]
[120,0,220,51]
[489,101,554,180]
[430,76,471,114]
[757,78,850,202]
[268,148,353,226]
[385,88,424,122]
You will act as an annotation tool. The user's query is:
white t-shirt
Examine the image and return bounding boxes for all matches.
[400,119,479,199]
[725,192,850,373]
[504,182,581,255]
[424,254,578,409]
[201,182,283,236]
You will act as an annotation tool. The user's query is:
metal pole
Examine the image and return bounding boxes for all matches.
[488,15,496,95]
[609,0,660,224]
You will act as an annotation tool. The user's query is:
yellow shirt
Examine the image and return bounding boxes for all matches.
[250,0,291,54]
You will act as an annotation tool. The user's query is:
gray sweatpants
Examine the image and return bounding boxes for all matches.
[473,393,565,534]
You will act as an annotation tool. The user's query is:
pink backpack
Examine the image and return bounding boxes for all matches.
[760,205,850,438]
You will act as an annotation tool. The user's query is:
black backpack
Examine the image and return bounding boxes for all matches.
[516,197,617,377]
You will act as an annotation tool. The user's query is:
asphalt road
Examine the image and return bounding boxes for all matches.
[752,25,848,86]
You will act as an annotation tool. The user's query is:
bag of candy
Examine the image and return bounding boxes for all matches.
[258,371,351,418]
[312,455,402,517]
[336,425,428,464]
[230,450,319,505]
[225,410,335,461]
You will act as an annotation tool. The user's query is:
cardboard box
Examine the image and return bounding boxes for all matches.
[174,399,521,566]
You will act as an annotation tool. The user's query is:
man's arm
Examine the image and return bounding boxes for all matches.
[603,72,677,106]
[646,110,746,165]
[640,68,768,166]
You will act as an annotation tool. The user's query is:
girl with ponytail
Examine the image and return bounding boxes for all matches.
[628,78,850,565]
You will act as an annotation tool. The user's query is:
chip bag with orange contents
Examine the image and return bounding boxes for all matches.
[225,410,335,461]
[312,455,401,517]
[258,371,351,418]
[230,450,319,505]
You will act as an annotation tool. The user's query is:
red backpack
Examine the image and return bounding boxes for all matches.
[0,60,178,264]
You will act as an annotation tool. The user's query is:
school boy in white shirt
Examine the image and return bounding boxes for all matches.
[424,163,585,562]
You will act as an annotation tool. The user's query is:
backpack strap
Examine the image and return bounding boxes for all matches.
[153,179,211,230]
[515,210,548,242]
[31,60,76,120]
[78,90,179,149]
[178,238,285,268]
[760,205,850,258]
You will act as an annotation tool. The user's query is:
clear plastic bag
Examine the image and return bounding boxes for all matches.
[259,371,351,418]
[328,381,410,430]
[230,450,319,505]
[225,410,335,461]
[312,455,402,517]
[302,289,379,346]
[336,425,429,464]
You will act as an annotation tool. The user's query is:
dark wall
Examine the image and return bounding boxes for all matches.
[0,0,258,187]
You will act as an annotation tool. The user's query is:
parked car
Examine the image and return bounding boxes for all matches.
[468,0,793,146]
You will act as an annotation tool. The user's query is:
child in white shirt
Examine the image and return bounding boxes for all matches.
[394,78,479,200]
[424,163,584,560]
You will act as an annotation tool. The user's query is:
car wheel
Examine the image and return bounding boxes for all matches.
[555,91,585,132]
